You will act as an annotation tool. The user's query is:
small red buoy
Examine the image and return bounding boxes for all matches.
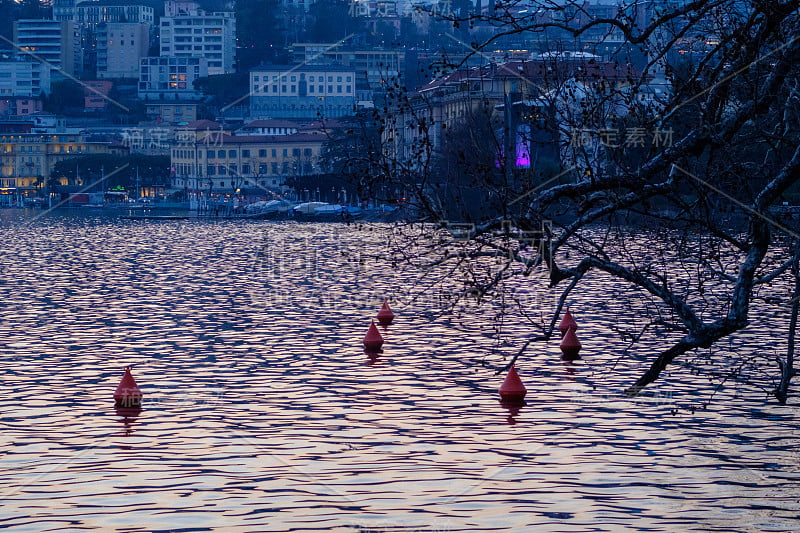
[498,365,527,401]
[558,308,578,337]
[560,327,582,360]
[114,366,142,408]
[376,299,395,326]
[362,321,384,351]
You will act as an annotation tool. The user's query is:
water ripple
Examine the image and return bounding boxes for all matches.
[0,212,797,531]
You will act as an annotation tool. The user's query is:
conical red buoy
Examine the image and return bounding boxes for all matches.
[362,321,384,351]
[498,365,527,400]
[114,366,142,408]
[376,299,395,326]
[560,327,582,360]
[558,308,578,337]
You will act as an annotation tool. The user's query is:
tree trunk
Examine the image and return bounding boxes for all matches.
[776,249,799,405]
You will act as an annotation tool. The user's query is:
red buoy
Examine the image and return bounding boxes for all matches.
[362,321,384,351]
[560,327,582,360]
[558,308,578,337]
[376,299,395,326]
[498,365,527,400]
[114,366,142,408]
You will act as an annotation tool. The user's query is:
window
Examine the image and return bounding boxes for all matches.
[259,162,267,174]
[346,85,351,92]
[337,85,342,93]
[309,86,314,93]
[309,76,314,82]
[228,150,236,158]
[271,162,278,174]
[319,85,323,93]
[282,149,287,157]
[242,149,250,158]
[254,76,259,81]
[281,85,286,92]
[290,76,296,82]
[290,85,295,92]
[271,149,277,157]
[303,148,312,157]
[207,165,215,175]
[328,85,333,93]
[242,164,250,174]
[272,86,278,93]
[292,148,301,157]
[346,76,351,82]
[218,150,225,158]
[219,166,227,175]
[328,76,332,82]
[258,149,266,157]
[337,76,342,82]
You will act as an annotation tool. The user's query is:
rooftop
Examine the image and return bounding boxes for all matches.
[241,119,301,129]
[418,59,642,93]
[209,132,327,144]
[181,119,224,131]
[250,63,356,74]
[76,1,153,7]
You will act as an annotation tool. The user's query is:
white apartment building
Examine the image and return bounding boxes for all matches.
[13,20,82,77]
[138,56,208,101]
[159,2,236,76]
[96,22,150,79]
[0,59,51,97]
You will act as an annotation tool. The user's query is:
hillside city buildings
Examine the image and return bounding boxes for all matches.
[0,0,697,205]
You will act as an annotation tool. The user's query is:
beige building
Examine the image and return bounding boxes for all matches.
[171,126,326,194]
[0,133,121,191]
[145,103,198,124]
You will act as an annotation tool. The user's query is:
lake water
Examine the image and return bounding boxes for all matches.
[0,210,797,532]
